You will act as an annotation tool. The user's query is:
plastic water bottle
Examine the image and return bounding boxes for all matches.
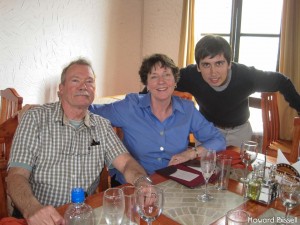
[64,187,95,225]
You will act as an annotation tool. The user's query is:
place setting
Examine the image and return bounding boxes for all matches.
[92,184,165,225]
[154,149,247,225]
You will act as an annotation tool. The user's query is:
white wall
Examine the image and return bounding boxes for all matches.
[0,0,183,105]
[142,0,182,63]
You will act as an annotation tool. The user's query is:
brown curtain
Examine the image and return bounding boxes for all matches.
[178,0,195,68]
[278,0,300,140]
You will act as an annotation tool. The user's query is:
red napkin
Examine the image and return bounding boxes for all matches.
[0,217,27,225]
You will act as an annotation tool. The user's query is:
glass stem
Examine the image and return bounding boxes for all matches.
[285,207,289,220]
[148,221,152,225]
[242,182,247,198]
[244,163,248,180]
[205,179,208,195]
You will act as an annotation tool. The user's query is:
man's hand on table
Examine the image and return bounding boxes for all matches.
[25,205,65,225]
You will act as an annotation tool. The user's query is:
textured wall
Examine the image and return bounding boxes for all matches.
[0,0,143,104]
[0,0,183,104]
[142,0,182,64]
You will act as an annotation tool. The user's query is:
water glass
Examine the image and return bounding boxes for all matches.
[121,186,140,225]
[215,154,232,190]
[226,209,250,225]
[103,188,125,225]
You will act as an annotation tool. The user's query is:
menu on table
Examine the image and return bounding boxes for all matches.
[155,159,218,188]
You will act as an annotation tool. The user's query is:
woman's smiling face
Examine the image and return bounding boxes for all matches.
[147,62,176,102]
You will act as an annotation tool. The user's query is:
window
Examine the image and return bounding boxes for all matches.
[194,0,283,71]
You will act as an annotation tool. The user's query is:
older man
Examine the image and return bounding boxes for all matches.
[6,58,149,225]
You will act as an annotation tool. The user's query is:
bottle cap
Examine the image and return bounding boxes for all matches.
[71,187,85,203]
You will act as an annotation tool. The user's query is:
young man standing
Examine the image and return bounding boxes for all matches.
[176,35,300,146]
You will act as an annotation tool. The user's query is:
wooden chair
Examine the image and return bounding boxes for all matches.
[0,138,5,161]
[0,158,8,218]
[0,116,19,218]
[291,117,300,162]
[172,91,193,100]
[0,138,7,218]
[0,116,19,162]
[0,88,23,125]
[261,92,298,162]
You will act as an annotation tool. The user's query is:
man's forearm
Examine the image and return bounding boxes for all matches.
[112,153,152,187]
[6,170,42,218]
[123,158,148,184]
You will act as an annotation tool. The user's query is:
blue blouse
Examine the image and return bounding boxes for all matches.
[89,93,225,183]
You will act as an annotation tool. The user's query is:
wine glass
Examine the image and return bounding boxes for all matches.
[277,174,300,225]
[197,149,216,202]
[103,188,125,225]
[239,141,258,183]
[136,185,164,225]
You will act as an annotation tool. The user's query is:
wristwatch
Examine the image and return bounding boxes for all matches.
[192,147,199,158]
[133,175,153,187]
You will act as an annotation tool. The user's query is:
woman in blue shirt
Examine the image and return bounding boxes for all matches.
[89,53,226,184]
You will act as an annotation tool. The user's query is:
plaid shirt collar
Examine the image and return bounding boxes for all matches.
[53,101,95,128]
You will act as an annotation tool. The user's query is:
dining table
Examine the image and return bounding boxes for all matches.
[56,146,300,225]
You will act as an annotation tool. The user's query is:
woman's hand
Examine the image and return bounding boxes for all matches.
[168,148,195,166]
[168,146,208,166]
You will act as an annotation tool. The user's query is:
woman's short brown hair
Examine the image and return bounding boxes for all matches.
[139,54,180,85]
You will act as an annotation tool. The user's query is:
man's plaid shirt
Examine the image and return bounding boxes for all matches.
[9,101,127,207]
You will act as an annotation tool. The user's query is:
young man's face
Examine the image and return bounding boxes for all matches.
[197,53,231,87]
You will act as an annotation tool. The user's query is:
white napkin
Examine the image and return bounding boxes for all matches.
[276,149,300,174]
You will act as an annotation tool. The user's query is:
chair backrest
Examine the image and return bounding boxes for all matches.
[0,88,23,125]
[0,116,19,162]
[261,92,280,151]
[172,91,193,100]
[0,116,19,217]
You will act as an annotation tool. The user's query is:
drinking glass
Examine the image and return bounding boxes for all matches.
[277,174,300,225]
[226,209,250,225]
[197,149,216,202]
[121,186,140,225]
[103,188,125,225]
[136,185,164,225]
[239,141,258,183]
